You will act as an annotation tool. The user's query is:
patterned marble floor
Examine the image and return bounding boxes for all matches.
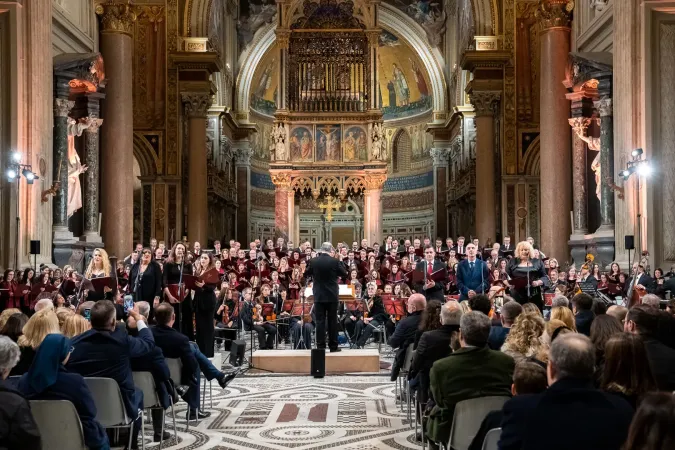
[141,375,420,450]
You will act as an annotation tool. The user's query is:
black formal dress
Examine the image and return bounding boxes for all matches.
[163,261,194,340]
[129,260,163,319]
[506,258,549,310]
[305,253,348,350]
[193,278,217,357]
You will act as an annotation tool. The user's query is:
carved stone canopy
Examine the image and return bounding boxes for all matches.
[564,52,613,93]
[53,53,106,96]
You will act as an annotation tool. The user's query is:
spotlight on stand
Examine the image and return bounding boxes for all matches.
[10,151,22,163]
[7,169,17,180]
[636,163,652,177]
[631,148,643,157]
[21,169,38,184]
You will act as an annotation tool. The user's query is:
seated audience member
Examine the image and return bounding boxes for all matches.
[591,299,608,316]
[34,298,54,313]
[469,360,547,450]
[641,294,661,309]
[389,293,426,380]
[62,314,91,338]
[151,303,236,421]
[0,336,41,449]
[572,293,595,336]
[499,334,634,450]
[67,301,154,449]
[0,313,28,343]
[468,294,492,316]
[606,305,628,323]
[666,298,675,316]
[622,392,675,450]
[624,305,675,391]
[76,301,95,316]
[11,309,61,376]
[589,314,623,382]
[541,319,573,347]
[55,307,74,330]
[0,308,21,330]
[18,334,109,450]
[409,301,462,405]
[601,333,657,409]
[488,300,522,350]
[550,305,577,332]
[414,299,442,347]
[500,313,547,364]
[550,295,569,309]
[521,302,542,317]
[426,311,515,447]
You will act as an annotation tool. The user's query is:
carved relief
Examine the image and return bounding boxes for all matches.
[271,173,292,188]
[364,173,387,190]
[470,91,501,117]
[535,0,573,30]
[95,0,138,35]
[54,98,75,118]
[181,93,212,118]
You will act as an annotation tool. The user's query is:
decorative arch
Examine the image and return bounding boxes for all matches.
[393,129,412,173]
[133,133,159,177]
[471,0,498,36]
[183,0,213,37]
[522,136,540,176]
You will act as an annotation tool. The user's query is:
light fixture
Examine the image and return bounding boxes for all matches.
[10,151,21,163]
[637,163,652,177]
[7,169,17,180]
[631,148,643,157]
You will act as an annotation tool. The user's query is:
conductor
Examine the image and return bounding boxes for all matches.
[305,242,348,352]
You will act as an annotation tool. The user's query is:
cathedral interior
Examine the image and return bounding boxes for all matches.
[0,0,671,272]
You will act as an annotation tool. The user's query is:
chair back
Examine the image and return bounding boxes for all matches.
[448,396,510,450]
[401,343,415,372]
[84,377,132,426]
[132,371,161,409]
[30,400,86,450]
[481,427,501,450]
[165,357,183,385]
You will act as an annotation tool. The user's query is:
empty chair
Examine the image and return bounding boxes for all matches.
[482,428,501,450]
[29,400,86,450]
[165,357,197,431]
[133,371,176,449]
[84,377,142,450]
[447,396,510,450]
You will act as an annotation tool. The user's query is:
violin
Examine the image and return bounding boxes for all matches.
[222,302,230,324]
[252,303,262,323]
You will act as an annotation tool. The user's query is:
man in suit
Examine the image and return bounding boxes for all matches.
[456,243,490,301]
[488,300,522,350]
[498,334,634,450]
[68,300,155,449]
[426,311,514,446]
[305,242,348,352]
[454,237,466,256]
[625,305,675,391]
[388,294,426,381]
[409,301,461,404]
[413,246,446,301]
[499,236,512,258]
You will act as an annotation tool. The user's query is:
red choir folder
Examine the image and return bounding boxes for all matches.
[382,296,406,317]
[544,293,555,307]
[199,268,221,285]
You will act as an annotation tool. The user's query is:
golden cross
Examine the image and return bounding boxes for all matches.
[317,195,340,222]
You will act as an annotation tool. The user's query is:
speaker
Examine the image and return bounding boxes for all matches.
[625,235,635,250]
[29,240,40,255]
[229,340,246,367]
[310,348,325,378]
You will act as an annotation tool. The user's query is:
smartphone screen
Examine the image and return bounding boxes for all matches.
[124,295,134,313]
[84,308,91,321]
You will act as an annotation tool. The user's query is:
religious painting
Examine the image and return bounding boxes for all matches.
[315,125,342,162]
[238,0,277,53]
[289,125,314,161]
[250,50,278,116]
[377,30,433,120]
[342,126,368,162]
[387,0,446,46]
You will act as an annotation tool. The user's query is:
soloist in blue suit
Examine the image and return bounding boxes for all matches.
[456,258,490,300]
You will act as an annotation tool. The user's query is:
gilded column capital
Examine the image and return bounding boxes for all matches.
[181,92,212,118]
[536,0,573,30]
[366,30,381,47]
[95,1,138,36]
[54,98,75,118]
[276,30,291,49]
[364,173,387,191]
[568,117,591,134]
[594,97,612,117]
[271,173,292,189]
[469,91,501,117]
[82,118,104,133]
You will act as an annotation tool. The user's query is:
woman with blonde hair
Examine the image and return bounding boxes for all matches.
[0,308,21,329]
[62,314,91,338]
[506,241,549,310]
[84,248,111,279]
[55,307,74,330]
[550,305,577,332]
[501,312,547,364]
[11,309,60,376]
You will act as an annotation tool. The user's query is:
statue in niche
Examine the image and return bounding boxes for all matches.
[66,117,92,217]
[574,125,602,201]
[271,123,287,161]
[371,123,386,160]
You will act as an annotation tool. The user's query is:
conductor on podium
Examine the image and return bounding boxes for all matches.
[305,242,348,352]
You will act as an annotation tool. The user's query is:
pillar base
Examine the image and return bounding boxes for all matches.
[593,235,615,270]
[568,235,593,268]
[595,224,615,236]
[53,226,76,243]
[80,232,104,245]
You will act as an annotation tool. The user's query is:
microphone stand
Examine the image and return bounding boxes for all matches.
[296,278,308,350]
[526,256,531,301]
[178,261,184,335]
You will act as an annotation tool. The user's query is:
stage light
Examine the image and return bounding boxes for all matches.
[637,163,652,177]
[6,169,17,180]
[10,151,21,163]
[631,148,643,157]
[620,169,630,178]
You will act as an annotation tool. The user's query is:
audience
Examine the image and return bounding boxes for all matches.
[488,300,522,350]
[0,308,21,330]
[624,305,675,391]
[427,311,514,447]
[62,314,91,338]
[550,305,577,331]
[500,313,547,364]
[622,392,675,450]
[468,294,492,316]
[33,298,54,313]
[0,313,28,343]
[521,303,542,317]
[572,293,595,336]
[591,299,608,316]
[601,333,657,409]
[590,314,623,382]
[17,334,109,450]
[499,333,634,450]
[67,300,154,448]
[414,299,442,347]
[641,294,661,309]
[11,309,60,376]
[389,294,426,381]
[607,305,628,323]
[550,295,569,309]
[0,335,41,449]
[55,307,74,329]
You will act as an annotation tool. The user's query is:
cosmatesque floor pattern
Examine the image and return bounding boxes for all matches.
[140,375,419,450]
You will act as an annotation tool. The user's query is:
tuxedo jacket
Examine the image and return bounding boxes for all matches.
[413,260,446,301]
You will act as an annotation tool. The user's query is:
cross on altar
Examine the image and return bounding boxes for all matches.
[318,195,340,222]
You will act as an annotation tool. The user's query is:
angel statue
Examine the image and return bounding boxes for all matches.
[371,123,386,161]
[271,123,287,161]
[66,117,94,217]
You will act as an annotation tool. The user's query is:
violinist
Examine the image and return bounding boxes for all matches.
[289,291,314,349]
[354,282,389,348]
[216,288,239,329]
[241,287,277,349]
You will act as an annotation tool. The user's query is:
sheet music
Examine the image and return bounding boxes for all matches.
[339,284,354,296]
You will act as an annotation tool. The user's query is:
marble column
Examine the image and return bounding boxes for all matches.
[96,1,136,258]
[363,173,386,246]
[271,173,292,239]
[430,148,450,238]
[52,98,74,236]
[537,0,572,260]
[82,118,104,242]
[568,118,590,235]
[595,97,615,230]
[182,92,212,245]
[469,91,500,244]
[234,145,252,243]
[275,30,289,111]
